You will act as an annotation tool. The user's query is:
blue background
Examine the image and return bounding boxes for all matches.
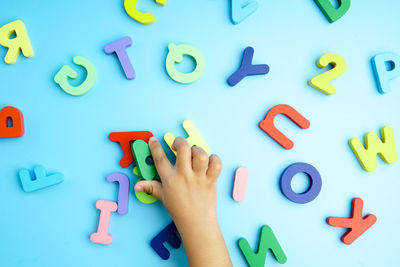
[1,0,400,266]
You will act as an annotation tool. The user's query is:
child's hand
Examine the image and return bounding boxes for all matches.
[134,136,232,267]
[135,136,222,225]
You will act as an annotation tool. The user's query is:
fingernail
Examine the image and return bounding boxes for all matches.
[149,136,158,143]
[135,184,144,191]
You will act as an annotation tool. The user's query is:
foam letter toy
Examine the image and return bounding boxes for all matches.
[0,106,24,138]
[238,225,287,266]
[134,178,159,204]
[227,47,269,86]
[124,0,165,25]
[104,36,136,80]
[19,165,64,193]
[259,104,310,150]
[132,140,157,180]
[327,198,377,245]
[232,167,248,202]
[90,200,118,245]
[280,162,322,204]
[314,0,351,23]
[165,43,205,84]
[54,56,97,96]
[109,131,153,168]
[151,222,181,260]
[106,173,130,215]
[371,53,400,94]
[349,126,397,172]
[0,20,34,64]
[133,167,159,204]
[231,0,259,25]
[164,120,210,155]
[308,53,346,95]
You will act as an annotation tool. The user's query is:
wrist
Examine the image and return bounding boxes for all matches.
[176,216,221,244]
[173,210,218,234]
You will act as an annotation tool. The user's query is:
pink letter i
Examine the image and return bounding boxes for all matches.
[90,200,118,245]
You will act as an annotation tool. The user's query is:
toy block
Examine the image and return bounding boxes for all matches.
[314,0,351,23]
[0,106,24,138]
[280,162,322,204]
[259,104,310,149]
[238,225,287,266]
[327,198,377,245]
[132,140,157,180]
[0,20,34,64]
[349,126,397,172]
[232,166,248,202]
[308,52,346,95]
[54,56,97,96]
[371,52,400,94]
[151,222,181,260]
[231,0,259,25]
[164,120,210,155]
[227,46,269,86]
[109,131,153,168]
[124,0,166,24]
[133,166,159,204]
[19,165,64,193]
[106,173,130,215]
[104,36,136,79]
[90,200,118,245]
[165,43,205,84]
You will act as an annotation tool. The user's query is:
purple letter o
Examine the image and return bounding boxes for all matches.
[280,162,322,204]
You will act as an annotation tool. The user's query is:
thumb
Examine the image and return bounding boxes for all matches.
[134,180,163,200]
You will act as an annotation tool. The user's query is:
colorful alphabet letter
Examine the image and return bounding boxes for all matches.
[238,225,287,266]
[134,178,159,204]
[124,0,165,25]
[165,43,205,84]
[19,165,64,193]
[109,131,153,168]
[106,173,130,215]
[54,56,97,96]
[227,46,269,86]
[0,106,24,138]
[349,126,397,172]
[0,20,34,64]
[314,0,351,23]
[259,104,310,150]
[280,162,322,204]
[327,198,377,245]
[132,140,157,180]
[371,52,400,94]
[231,0,259,25]
[151,222,181,260]
[308,52,346,95]
[133,167,158,204]
[232,167,248,202]
[90,200,118,245]
[164,120,210,155]
[104,36,136,80]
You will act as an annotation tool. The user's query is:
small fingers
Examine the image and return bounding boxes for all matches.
[191,146,209,174]
[172,137,191,172]
[206,154,222,180]
[149,137,172,179]
[134,180,163,200]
